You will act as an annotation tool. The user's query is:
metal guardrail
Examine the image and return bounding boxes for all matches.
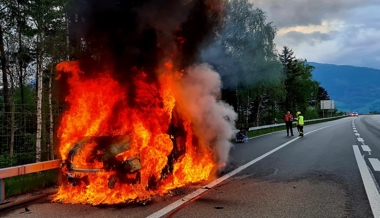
[233,115,348,135]
[0,159,61,204]
[0,115,348,203]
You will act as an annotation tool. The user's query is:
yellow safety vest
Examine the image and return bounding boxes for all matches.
[298,115,304,125]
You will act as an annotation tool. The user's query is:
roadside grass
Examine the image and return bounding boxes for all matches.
[5,169,60,198]
[247,125,288,138]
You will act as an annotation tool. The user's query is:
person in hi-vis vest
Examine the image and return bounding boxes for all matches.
[295,111,304,136]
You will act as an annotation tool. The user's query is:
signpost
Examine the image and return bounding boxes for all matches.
[321,100,335,118]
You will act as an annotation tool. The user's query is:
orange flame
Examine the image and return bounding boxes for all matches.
[53,61,217,205]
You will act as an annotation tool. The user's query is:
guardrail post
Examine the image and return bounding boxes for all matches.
[0,179,4,204]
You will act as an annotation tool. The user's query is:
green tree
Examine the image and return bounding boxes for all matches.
[25,0,69,161]
[279,47,320,117]
[0,2,12,149]
[310,85,331,117]
[0,0,69,164]
[279,46,299,112]
[207,0,283,128]
[317,86,330,101]
[293,59,319,112]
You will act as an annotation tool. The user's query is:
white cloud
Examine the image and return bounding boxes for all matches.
[251,0,380,69]
[277,20,344,35]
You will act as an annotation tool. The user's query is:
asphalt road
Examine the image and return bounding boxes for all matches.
[1,115,380,218]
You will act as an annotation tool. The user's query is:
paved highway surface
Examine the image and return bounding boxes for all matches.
[1,115,380,218]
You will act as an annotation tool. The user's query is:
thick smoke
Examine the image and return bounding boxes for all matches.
[64,0,236,168]
[200,43,239,88]
[68,0,225,80]
[172,64,237,164]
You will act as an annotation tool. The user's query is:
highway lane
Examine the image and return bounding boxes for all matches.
[157,116,372,218]
[1,116,379,218]
[352,114,380,217]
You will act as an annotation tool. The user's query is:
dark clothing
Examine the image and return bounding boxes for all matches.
[286,122,293,135]
[284,114,294,135]
[297,125,304,136]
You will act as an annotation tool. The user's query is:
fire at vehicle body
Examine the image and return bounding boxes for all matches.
[53,0,235,205]
[53,61,236,205]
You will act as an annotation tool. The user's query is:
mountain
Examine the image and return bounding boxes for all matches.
[308,62,380,113]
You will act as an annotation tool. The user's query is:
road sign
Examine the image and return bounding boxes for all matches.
[321,100,334,110]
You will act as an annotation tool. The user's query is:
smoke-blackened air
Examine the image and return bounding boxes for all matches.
[67,0,225,81]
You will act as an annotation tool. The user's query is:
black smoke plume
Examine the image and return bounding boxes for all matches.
[67,0,225,81]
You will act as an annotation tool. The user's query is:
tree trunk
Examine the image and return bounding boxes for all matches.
[10,77,15,159]
[49,65,54,160]
[0,24,10,120]
[9,72,17,165]
[252,96,262,126]
[10,102,15,159]
[36,60,43,162]
[36,36,43,162]
[256,98,262,126]
[17,0,25,127]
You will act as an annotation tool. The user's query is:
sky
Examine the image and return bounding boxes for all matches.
[251,0,380,70]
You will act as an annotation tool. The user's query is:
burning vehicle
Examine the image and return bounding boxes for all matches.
[53,61,236,205]
[64,135,141,188]
[53,0,236,205]
[62,115,194,190]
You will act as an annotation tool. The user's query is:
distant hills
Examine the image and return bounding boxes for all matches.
[308,62,380,113]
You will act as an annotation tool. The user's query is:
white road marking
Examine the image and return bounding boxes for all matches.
[353,130,358,133]
[353,145,380,218]
[362,145,372,152]
[147,137,299,218]
[358,138,364,143]
[355,133,361,137]
[147,120,352,218]
[369,158,380,172]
